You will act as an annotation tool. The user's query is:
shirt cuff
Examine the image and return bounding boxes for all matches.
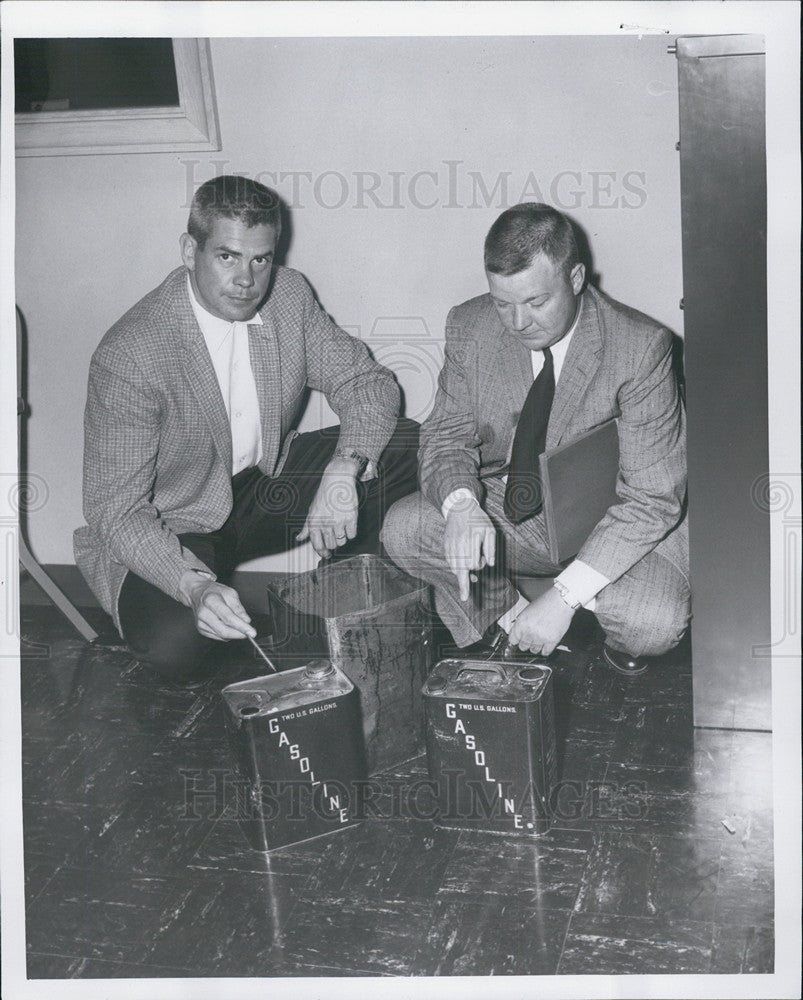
[555,560,610,609]
[441,488,480,519]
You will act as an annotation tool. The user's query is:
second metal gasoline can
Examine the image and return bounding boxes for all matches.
[423,658,557,836]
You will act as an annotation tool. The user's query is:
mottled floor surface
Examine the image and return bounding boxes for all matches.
[20,603,774,978]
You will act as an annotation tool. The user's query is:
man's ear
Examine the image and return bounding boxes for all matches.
[179,233,197,271]
[570,262,586,296]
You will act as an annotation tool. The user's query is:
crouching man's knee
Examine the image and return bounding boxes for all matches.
[119,568,220,684]
[613,593,691,658]
[380,496,413,562]
[381,492,442,572]
[124,609,216,683]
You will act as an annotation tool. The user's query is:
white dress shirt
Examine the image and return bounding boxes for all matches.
[441,304,610,608]
[187,276,263,476]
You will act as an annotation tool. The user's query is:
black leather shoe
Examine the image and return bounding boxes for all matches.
[440,623,509,661]
[562,609,605,654]
[602,643,649,677]
[440,624,542,664]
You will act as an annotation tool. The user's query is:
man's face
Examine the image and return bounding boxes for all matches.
[487,253,585,351]
[180,216,277,322]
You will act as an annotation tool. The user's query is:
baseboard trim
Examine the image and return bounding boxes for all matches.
[19,564,283,614]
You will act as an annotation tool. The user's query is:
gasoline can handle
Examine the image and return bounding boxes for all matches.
[454,664,506,684]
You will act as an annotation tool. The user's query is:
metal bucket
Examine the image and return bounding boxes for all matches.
[266,554,432,773]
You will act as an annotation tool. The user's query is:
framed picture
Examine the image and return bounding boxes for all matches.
[15,37,221,156]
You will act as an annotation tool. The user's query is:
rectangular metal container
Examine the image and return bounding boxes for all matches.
[265,554,432,773]
[423,659,557,836]
[221,660,367,851]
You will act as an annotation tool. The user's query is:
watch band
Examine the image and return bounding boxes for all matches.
[333,447,369,476]
[553,580,581,610]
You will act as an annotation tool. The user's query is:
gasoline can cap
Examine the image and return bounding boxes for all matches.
[304,660,335,680]
[427,676,447,692]
[516,667,544,683]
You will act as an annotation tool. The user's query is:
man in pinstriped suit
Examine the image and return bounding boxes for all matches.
[74,175,417,684]
[382,203,689,675]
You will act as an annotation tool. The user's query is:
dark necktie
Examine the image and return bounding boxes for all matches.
[504,346,555,523]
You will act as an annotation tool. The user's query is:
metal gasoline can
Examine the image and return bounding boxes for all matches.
[221,660,367,851]
[423,658,557,836]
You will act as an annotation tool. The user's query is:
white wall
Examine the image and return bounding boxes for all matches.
[15,34,682,570]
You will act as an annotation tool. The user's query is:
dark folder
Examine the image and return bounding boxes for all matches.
[539,418,620,564]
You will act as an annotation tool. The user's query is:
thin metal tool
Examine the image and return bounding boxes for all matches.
[248,635,279,673]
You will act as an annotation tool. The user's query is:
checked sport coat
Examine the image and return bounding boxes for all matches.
[74,265,399,631]
[418,283,688,585]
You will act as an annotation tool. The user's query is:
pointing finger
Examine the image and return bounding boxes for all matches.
[485,528,496,567]
[471,530,482,571]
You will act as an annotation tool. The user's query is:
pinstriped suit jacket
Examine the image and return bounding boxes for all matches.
[419,284,688,585]
[74,265,400,630]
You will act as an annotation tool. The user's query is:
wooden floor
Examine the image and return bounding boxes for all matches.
[20,603,774,979]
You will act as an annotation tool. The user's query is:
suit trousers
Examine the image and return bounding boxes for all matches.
[381,476,690,658]
[119,418,419,682]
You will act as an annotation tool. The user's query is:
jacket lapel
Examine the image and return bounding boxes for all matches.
[547,289,603,448]
[492,316,534,406]
[176,278,233,473]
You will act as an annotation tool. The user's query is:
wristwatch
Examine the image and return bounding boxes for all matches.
[333,447,369,477]
[553,580,581,610]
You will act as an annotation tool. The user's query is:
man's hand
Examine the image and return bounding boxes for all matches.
[179,572,256,642]
[507,588,575,656]
[297,456,360,558]
[444,497,496,602]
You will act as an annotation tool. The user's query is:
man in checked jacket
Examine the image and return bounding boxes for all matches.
[74,175,417,684]
[382,203,689,676]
